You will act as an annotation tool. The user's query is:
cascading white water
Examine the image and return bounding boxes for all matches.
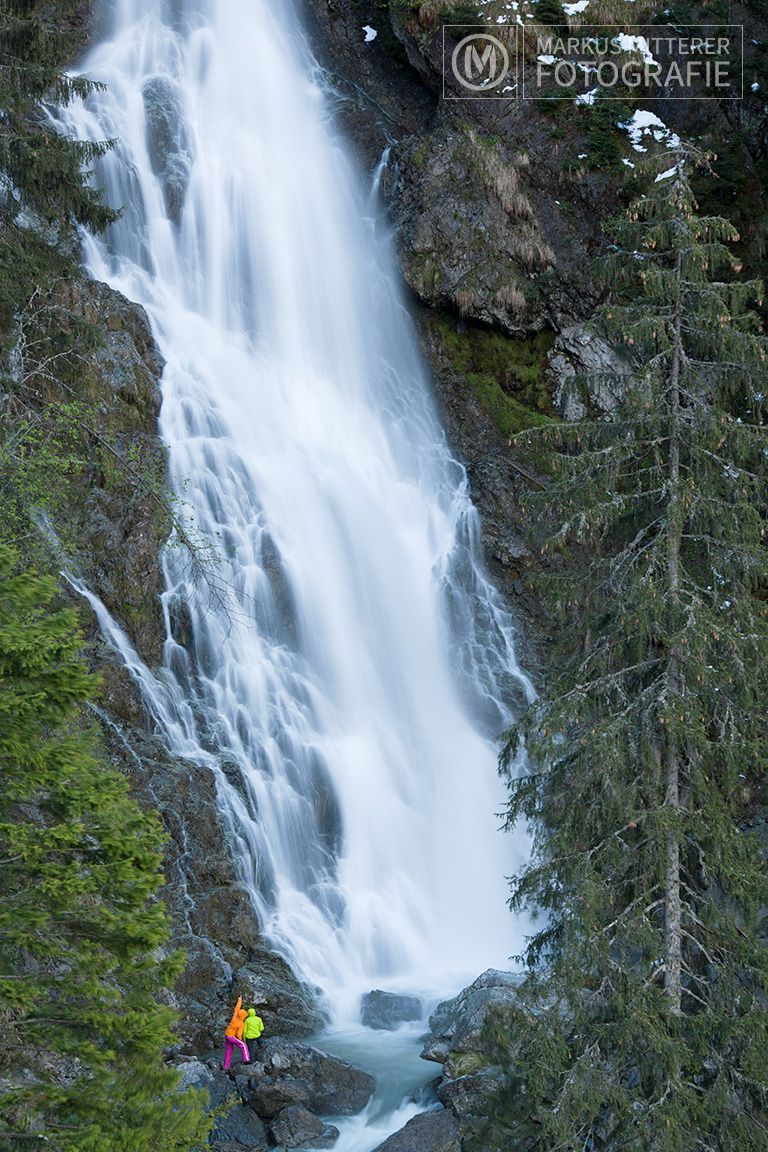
[65,0,533,1133]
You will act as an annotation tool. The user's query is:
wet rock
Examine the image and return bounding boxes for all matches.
[421,969,522,1069]
[234,957,326,1040]
[269,1105,340,1149]
[238,1037,375,1119]
[143,77,192,224]
[360,990,422,1030]
[300,0,434,169]
[176,1061,268,1148]
[372,1108,461,1152]
[91,722,323,1051]
[213,1104,269,1150]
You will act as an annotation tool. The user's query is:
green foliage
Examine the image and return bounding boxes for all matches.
[584,98,633,172]
[486,147,768,1151]
[429,313,556,433]
[535,0,567,26]
[0,218,72,334]
[0,0,119,233]
[0,545,212,1150]
[0,396,91,548]
[444,2,482,21]
[467,371,551,436]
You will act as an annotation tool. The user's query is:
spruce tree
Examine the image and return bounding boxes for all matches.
[0,546,211,1150]
[0,0,118,231]
[486,146,768,1150]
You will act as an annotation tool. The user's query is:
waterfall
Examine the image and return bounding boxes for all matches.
[65,0,533,1031]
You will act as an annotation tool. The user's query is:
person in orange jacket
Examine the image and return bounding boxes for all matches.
[221,996,250,1070]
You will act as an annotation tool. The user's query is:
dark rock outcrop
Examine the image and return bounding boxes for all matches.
[58,277,168,668]
[379,970,524,1150]
[269,1104,340,1149]
[302,0,435,168]
[142,76,192,225]
[372,1108,461,1152]
[177,1060,269,1150]
[234,959,325,1041]
[213,1104,269,1150]
[235,1037,375,1119]
[177,1058,236,1109]
[360,990,422,1030]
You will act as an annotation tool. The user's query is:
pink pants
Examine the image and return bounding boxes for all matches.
[222,1036,250,1069]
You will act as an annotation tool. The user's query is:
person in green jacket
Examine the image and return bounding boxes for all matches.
[242,1006,265,1062]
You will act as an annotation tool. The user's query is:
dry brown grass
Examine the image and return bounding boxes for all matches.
[496,181,535,221]
[418,0,481,29]
[494,283,527,315]
[462,125,554,270]
[417,1,441,29]
[455,286,479,315]
[510,227,556,271]
[580,0,658,24]
[465,130,535,221]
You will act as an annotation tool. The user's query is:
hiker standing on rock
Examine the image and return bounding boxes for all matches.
[242,1006,265,1061]
[221,996,249,1070]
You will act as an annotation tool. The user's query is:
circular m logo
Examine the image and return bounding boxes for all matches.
[451,33,510,92]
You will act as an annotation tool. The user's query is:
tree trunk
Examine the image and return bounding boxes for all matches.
[664,245,684,1015]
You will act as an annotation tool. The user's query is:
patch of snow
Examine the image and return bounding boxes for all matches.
[538,54,557,64]
[620,109,680,153]
[575,88,599,105]
[563,0,590,11]
[362,25,377,42]
[655,165,678,182]
[622,158,636,168]
[752,81,760,91]
[614,33,655,64]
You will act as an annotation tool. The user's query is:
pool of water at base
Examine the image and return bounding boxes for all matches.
[307,1022,441,1152]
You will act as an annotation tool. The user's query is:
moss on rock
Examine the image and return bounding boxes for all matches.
[426,311,555,435]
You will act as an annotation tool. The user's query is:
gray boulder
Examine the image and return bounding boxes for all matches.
[213,1104,268,1150]
[237,1037,375,1119]
[361,990,422,1030]
[176,1058,236,1110]
[269,1105,340,1148]
[548,323,633,420]
[421,969,522,1072]
[372,1109,461,1152]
